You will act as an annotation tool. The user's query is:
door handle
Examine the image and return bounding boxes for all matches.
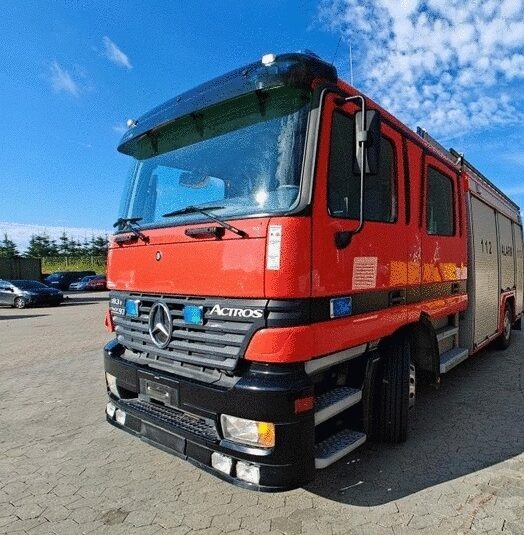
[389,290,406,306]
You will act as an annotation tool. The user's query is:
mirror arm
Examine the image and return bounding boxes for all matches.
[341,95,367,237]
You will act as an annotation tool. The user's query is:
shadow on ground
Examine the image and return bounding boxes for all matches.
[62,295,109,306]
[0,314,50,320]
[305,334,524,506]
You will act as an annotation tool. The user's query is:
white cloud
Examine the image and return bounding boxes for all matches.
[103,36,132,69]
[318,0,524,138]
[503,184,524,195]
[112,123,128,134]
[0,222,109,254]
[49,61,80,96]
[503,153,524,167]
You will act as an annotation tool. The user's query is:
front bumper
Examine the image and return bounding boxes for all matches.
[104,340,315,491]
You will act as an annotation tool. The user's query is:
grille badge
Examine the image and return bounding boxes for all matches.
[148,302,172,349]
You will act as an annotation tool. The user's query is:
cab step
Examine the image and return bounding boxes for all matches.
[440,347,469,373]
[436,325,459,342]
[314,387,362,426]
[314,429,366,469]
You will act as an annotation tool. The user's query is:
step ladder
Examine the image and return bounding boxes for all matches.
[313,385,365,469]
[437,314,469,374]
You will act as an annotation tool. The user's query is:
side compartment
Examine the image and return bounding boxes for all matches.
[469,195,500,347]
[513,223,524,315]
[498,213,516,293]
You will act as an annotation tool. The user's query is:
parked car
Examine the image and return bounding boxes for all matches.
[0,279,63,309]
[44,270,96,290]
[85,275,107,291]
[69,275,98,291]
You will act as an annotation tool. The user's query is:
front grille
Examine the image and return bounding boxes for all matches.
[111,292,266,372]
[119,398,219,442]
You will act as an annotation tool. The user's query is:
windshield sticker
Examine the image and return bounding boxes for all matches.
[352,257,378,290]
[267,225,282,270]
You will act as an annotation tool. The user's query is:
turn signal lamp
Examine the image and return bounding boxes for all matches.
[220,415,275,448]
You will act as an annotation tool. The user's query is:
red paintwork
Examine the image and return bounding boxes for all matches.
[108,219,269,297]
[264,217,311,298]
[107,74,493,365]
[104,309,114,332]
[246,294,468,363]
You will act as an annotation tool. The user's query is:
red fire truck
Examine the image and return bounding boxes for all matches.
[104,52,524,491]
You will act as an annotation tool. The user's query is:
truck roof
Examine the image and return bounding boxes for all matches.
[118,52,337,156]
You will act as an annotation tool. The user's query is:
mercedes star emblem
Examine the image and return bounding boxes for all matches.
[148,302,172,349]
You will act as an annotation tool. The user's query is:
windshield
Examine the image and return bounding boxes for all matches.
[118,87,310,228]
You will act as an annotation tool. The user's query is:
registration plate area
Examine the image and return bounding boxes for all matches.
[139,373,179,409]
[110,295,140,317]
[109,295,125,316]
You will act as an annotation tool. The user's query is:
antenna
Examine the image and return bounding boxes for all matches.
[331,36,342,66]
[349,41,354,86]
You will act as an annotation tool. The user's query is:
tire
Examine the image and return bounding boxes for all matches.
[14,297,27,309]
[375,334,412,443]
[497,303,512,350]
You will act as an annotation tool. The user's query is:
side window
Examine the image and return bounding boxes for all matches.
[327,111,396,222]
[426,166,455,235]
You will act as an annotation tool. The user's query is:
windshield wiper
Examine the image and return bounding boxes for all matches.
[162,205,247,238]
[113,217,149,243]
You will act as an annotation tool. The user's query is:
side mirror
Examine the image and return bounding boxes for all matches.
[354,110,380,175]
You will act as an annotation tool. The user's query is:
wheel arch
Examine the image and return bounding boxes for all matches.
[380,315,440,384]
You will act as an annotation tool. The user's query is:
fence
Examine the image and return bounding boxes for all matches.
[42,256,106,274]
[0,256,42,280]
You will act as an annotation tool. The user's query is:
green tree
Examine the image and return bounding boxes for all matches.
[68,238,83,256]
[0,233,19,257]
[25,233,59,257]
[89,235,108,257]
[58,232,71,256]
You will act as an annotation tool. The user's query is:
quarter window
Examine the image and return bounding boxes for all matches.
[426,167,454,236]
[327,111,396,222]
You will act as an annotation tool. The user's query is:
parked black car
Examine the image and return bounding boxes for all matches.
[44,270,96,290]
[0,279,64,309]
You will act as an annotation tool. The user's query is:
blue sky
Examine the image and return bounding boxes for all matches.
[1,0,523,251]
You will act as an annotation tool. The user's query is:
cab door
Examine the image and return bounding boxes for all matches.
[311,93,410,334]
[420,155,467,310]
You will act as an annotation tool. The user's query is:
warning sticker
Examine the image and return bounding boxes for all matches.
[352,257,378,290]
[266,225,282,270]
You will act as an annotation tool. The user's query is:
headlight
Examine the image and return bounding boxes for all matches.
[105,372,120,398]
[220,414,275,448]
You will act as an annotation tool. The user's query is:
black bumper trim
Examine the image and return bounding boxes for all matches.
[105,346,315,490]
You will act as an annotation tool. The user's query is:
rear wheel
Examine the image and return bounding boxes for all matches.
[375,334,412,443]
[14,297,27,309]
[497,303,512,350]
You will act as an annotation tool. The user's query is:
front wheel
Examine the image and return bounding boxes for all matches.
[14,297,27,309]
[497,303,512,350]
[375,334,413,443]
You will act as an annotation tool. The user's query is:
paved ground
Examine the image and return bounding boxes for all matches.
[0,293,523,534]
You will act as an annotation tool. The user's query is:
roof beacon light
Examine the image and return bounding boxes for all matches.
[261,53,276,66]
